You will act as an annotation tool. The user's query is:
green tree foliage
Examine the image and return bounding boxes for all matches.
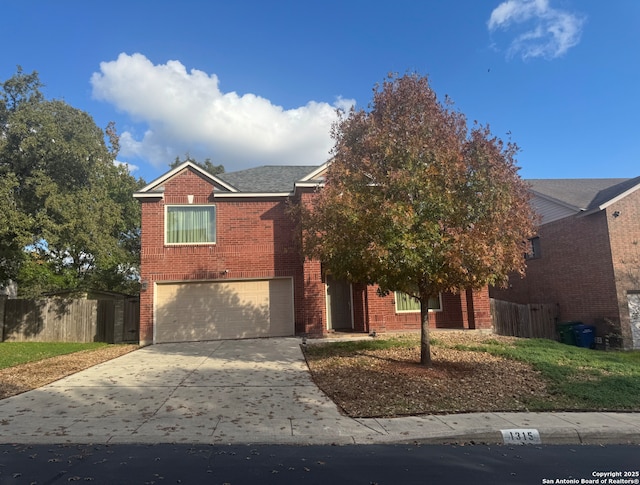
[169,153,224,175]
[0,67,145,296]
[0,173,31,283]
[300,73,537,365]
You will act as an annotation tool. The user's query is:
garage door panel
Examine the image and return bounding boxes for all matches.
[155,279,293,343]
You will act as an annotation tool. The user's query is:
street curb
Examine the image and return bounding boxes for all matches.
[394,428,640,446]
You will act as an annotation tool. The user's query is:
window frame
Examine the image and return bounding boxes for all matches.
[525,236,541,260]
[164,204,217,245]
[394,291,442,313]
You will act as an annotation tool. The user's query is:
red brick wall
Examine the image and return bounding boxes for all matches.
[356,286,491,334]
[296,189,327,335]
[139,168,301,344]
[138,168,495,342]
[606,188,640,347]
[491,209,620,338]
[300,259,325,335]
[467,289,492,329]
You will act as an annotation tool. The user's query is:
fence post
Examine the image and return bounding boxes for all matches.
[113,299,124,344]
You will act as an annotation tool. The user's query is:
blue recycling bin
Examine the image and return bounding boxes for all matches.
[573,324,596,349]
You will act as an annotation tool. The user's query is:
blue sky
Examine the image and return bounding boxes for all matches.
[2,0,638,183]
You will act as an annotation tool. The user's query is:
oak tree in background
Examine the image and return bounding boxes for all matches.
[169,153,224,175]
[0,67,145,296]
[301,73,537,365]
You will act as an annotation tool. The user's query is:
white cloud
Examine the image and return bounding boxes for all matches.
[91,53,355,171]
[488,0,585,60]
[113,159,139,173]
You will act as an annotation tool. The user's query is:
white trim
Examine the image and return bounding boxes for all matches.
[294,181,325,190]
[394,291,443,313]
[152,281,158,345]
[164,204,217,246]
[137,161,238,194]
[212,192,292,198]
[603,182,640,208]
[300,161,331,182]
[325,276,354,331]
[578,184,640,217]
[133,191,164,199]
[155,275,293,285]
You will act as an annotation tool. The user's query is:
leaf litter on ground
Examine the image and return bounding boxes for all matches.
[303,331,569,417]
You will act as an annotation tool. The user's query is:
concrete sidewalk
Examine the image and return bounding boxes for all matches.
[0,338,638,446]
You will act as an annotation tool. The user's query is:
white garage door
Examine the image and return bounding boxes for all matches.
[155,278,294,343]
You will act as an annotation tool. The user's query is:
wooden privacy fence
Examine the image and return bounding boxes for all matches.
[0,297,139,343]
[490,298,559,340]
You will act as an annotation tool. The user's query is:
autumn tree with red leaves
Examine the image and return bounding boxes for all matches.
[301,73,536,365]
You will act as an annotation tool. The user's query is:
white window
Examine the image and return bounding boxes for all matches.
[394,292,442,313]
[166,205,216,244]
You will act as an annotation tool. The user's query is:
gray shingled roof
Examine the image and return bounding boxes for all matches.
[528,177,640,211]
[218,166,320,193]
[217,166,640,211]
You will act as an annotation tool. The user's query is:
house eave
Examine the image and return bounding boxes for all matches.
[294,181,325,189]
[299,161,331,182]
[133,191,164,199]
[598,181,640,211]
[577,181,640,217]
[212,192,292,199]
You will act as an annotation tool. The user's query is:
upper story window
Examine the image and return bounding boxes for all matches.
[166,205,216,244]
[525,236,541,260]
[394,291,442,313]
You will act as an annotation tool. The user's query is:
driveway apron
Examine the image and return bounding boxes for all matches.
[0,338,376,444]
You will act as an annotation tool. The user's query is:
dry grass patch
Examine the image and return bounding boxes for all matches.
[0,345,138,400]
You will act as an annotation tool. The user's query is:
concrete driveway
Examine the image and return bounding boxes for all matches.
[0,338,375,444]
[3,338,639,446]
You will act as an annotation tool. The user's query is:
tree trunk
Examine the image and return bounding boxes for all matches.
[419,293,432,366]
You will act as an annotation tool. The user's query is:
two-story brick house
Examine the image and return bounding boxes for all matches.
[491,177,640,349]
[134,161,492,345]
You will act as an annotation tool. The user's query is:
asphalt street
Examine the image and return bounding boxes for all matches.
[1,443,639,485]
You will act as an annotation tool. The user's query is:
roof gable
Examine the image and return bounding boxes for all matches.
[134,162,237,199]
[528,178,638,210]
[528,176,640,223]
[585,176,640,213]
[299,162,329,182]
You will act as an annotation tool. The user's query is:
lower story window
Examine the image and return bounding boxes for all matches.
[166,205,216,244]
[395,291,442,313]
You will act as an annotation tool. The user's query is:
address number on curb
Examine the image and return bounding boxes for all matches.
[501,428,541,445]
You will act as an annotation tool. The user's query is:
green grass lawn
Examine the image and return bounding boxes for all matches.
[0,342,109,370]
[433,336,640,410]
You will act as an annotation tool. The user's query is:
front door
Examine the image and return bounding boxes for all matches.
[628,292,640,349]
[326,275,353,331]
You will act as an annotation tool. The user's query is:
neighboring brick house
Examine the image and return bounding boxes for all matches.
[133,161,492,345]
[490,177,640,349]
